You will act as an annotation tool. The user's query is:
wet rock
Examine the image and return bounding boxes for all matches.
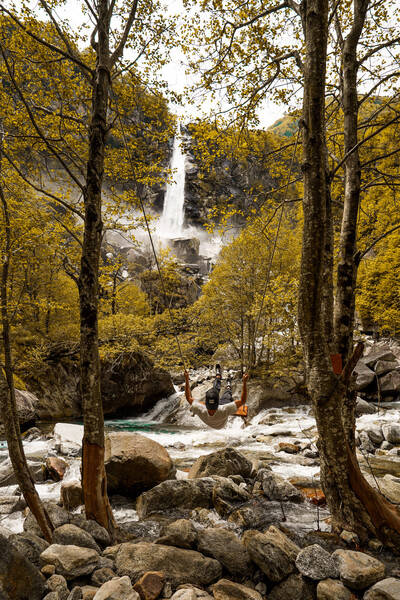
[296,544,339,580]
[91,568,115,586]
[212,477,251,517]
[61,481,83,511]
[375,360,399,376]
[332,549,385,590]
[46,457,68,482]
[9,531,49,567]
[317,578,356,599]
[53,524,101,553]
[379,372,400,395]
[258,469,303,502]
[0,459,44,487]
[105,432,175,495]
[382,424,400,444]
[136,478,215,518]
[364,347,396,368]
[268,573,314,600]
[365,425,384,446]
[356,399,376,417]
[196,527,252,577]
[0,494,26,514]
[355,363,375,391]
[115,542,222,587]
[133,571,165,600]
[380,441,393,451]
[211,578,262,600]
[24,502,69,538]
[243,526,300,583]
[70,516,111,547]
[157,519,197,549]
[0,532,45,600]
[278,442,300,454]
[364,455,400,477]
[363,577,400,599]
[40,544,100,580]
[187,447,252,479]
[93,576,139,600]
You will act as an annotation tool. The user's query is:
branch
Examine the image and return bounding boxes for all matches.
[361,146,400,169]
[358,71,400,107]
[109,0,139,68]
[0,5,93,76]
[341,342,364,386]
[356,224,400,264]
[359,37,400,65]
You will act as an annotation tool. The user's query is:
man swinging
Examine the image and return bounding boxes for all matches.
[184,365,248,429]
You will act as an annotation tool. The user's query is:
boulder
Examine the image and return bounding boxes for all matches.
[61,480,83,511]
[212,478,251,518]
[355,363,375,391]
[115,542,222,587]
[296,544,339,580]
[133,571,165,600]
[382,424,400,444]
[187,448,252,479]
[54,423,83,447]
[258,469,303,503]
[0,495,26,514]
[45,574,69,599]
[40,544,100,579]
[136,478,215,518]
[364,347,397,369]
[157,519,197,549]
[68,589,83,600]
[363,577,400,599]
[170,591,196,600]
[24,502,69,538]
[92,568,115,586]
[211,579,262,600]
[70,516,111,547]
[9,531,49,567]
[317,578,356,599]
[379,372,400,395]
[356,399,377,417]
[196,528,252,577]
[0,389,38,430]
[268,574,314,600]
[375,361,399,376]
[0,459,44,487]
[365,425,384,446]
[243,526,300,583]
[46,457,68,482]
[52,524,101,553]
[278,442,300,454]
[332,549,385,590]
[105,432,174,495]
[377,474,400,504]
[93,576,140,600]
[0,532,45,600]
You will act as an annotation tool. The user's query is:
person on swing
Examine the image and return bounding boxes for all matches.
[184,364,248,430]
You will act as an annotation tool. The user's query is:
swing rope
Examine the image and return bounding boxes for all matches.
[112,98,187,370]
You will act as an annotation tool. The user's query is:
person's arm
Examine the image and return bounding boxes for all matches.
[235,373,249,408]
[184,370,194,405]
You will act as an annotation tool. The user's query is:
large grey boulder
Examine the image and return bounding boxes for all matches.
[93,576,140,600]
[0,495,26,514]
[0,389,38,430]
[365,425,384,446]
[212,478,251,518]
[136,478,215,518]
[70,516,111,547]
[317,578,355,599]
[115,542,222,587]
[243,526,300,583]
[356,398,377,417]
[211,579,262,600]
[355,363,375,391]
[258,469,303,503]
[377,474,400,504]
[52,524,101,553]
[332,549,385,590]
[364,347,396,369]
[188,447,252,479]
[0,533,45,600]
[24,502,69,538]
[379,372,400,395]
[296,544,339,580]
[196,528,252,577]
[0,459,44,487]
[9,531,49,567]
[363,577,400,599]
[382,424,400,444]
[40,544,100,579]
[105,432,175,495]
[375,360,399,376]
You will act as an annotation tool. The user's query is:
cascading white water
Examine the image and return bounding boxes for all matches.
[159,131,186,238]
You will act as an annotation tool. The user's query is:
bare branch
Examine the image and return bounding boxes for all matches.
[359,37,400,65]
[109,0,139,68]
[356,223,400,264]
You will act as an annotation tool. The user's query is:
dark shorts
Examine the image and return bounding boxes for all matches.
[211,376,233,405]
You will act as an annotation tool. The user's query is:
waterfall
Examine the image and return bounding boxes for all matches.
[159,130,186,238]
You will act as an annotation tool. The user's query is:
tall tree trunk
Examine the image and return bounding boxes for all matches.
[78,0,115,532]
[0,151,53,542]
[298,0,400,549]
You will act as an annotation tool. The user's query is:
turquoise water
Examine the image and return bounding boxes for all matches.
[105,419,181,435]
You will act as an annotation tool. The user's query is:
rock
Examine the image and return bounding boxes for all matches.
[46,456,68,481]
[187,447,252,479]
[356,399,377,417]
[0,525,13,538]
[364,347,397,368]
[196,528,252,577]
[93,576,140,600]
[68,588,83,600]
[82,587,98,600]
[0,459,44,487]
[42,564,56,577]
[375,361,399,376]
[0,532,45,600]
[258,469,303,502]
[382,425,400,444]
[133,571,165,600]
[9,531,49,567]
[92,568,115,586]
[43,593,59,600]
[170,591,196,600]
[24,502,69,538]
[45,574,69,599]
[70,516,111,547]
[157,519,197,549]
[296,544,339,580]
[379,372,400,395]
[268,573,314,600]
[0,495,26,514]
[381,441,394,451]
[54,423,83,451]
[136,478,215,518]
[212,477,251,517]
[105,432,174,495]
[377,474,400,504]
[40,544,100,579]
[359,431,376,454]
[363,577,400,599]
[115,542,222,587]
[365,425,384,446]
[52,524,101,553]
[363,454,400,478]
[243,526,300,583]
[340,530,360,547]
[333,549,385,590]
[355,363,375,391]
[0,389,38,430]
[211,579,262,600]
[317,578,356,599]
[278,442,300,454]
[61,480,83,511]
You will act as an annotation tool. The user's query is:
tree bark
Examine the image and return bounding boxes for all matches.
[78,0,116,533]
